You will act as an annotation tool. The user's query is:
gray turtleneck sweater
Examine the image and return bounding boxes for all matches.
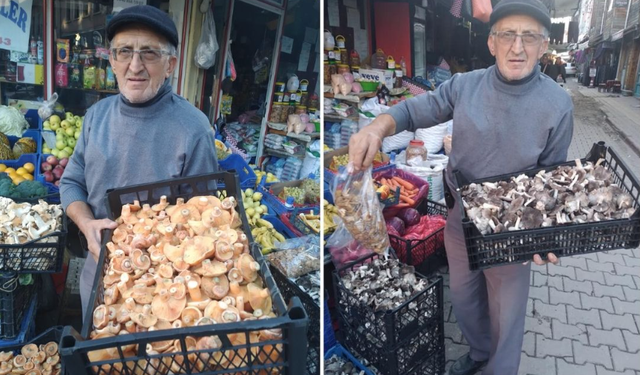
[388,65,573,191]
[60,80,218,219]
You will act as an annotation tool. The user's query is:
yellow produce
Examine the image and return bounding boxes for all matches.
[0,164,5,172]
[16,167,28,176]
[23,162,35,173]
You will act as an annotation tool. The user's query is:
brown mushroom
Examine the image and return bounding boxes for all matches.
[187,297,211,311]
[183,239,209,266]
[187,196,212,213]
[103,284,120,305]
[151,289,186,322]
[232,243,245,258]
[156,263,174,279]
[204,301,228,323]
[193,259,227,277]
[237,254,260,282]
[201,275,229,300]
[172,258,190,273]
[214,240,234,262]
[227,268,243,284]
[130,305,158,328]
[130,249,151,271]
[152,196,170,212]
[248,284,272,314]
[187,280,203,302]
[0,362,12,375]
[181,306,203,327]
[131,284,155,304]
[169,282,187,300]
[170,204,201,225]
[93,305,109,329]
[13,354,26,367]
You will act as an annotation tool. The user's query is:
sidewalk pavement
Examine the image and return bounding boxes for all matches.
[442,78,640,375]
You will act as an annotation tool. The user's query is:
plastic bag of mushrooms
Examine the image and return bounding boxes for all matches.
[461,159,635,235]
[90,195,280,360]
[332,164,390,255]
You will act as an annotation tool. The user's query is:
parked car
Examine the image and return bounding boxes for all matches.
[564,62,576,76]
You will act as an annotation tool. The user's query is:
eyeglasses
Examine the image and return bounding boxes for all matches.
[491,31,545,46]
[110,47,172,63]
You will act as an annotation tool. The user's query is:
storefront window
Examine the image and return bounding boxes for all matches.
[52,0,183,115]
[0,0,46,111]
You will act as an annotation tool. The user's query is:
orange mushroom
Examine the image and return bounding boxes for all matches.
[130,305,158,328]
[103,284,120,306]
[221,197,237,211]
[152,289,186,322]
[181,306,203,327]
[232,243,245,258]
[162,244,184,264]
[187,196,212,214]
[131,284,155,304]
[183,240,208,266]
[43,342,58,357]
[188,220,207,236]
[221,296,236,307]
[237,254,260,282]
[13,354,26,368]
[152,196,170,212]
[187,297,211,311]
[93,305,109,329]
[187,280,203,302]
[214,240,234,262]
[227,268,243,284]
[248,284,273,314]
[204,301,227,323]
[130,249,151,272]
[170,204,201,225]
[156,263,174,279]
[192,259,227,277]
[201,275,229,300]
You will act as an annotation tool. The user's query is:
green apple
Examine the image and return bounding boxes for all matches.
[74,130,81,139]
[66,117,76,126]
[55,140,66,150]
[50,149,59,157]
[57,150,70,159]
[43,120,50,129]
[50,121,60,131]
[65,112,74,119]
[65,127,75,137]
[63,146,73,155]
[42,146,51,154]
[60,120,71,129]
[66,138,76,148]
[49,115,61,125]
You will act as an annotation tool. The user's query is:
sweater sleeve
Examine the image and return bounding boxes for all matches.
[538,107,574,166]
[181,128,219,176]
[60,109,91,212]
[387,73,458,134]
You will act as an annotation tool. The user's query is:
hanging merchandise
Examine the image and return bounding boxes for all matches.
[194,6,219,69]
[472,0,492,23]
[221,94,233,115]
[225,42,237,81]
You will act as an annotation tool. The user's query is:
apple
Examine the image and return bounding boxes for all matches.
[52,167,64,180]
[49,115,61,125]
[59,158,69,167]
[66,138,76,148]
[50,149,59,157]
[50,121,60,131]
[55,140,66,150]
[43,170,54,182]
[43,120,50,130]
[57,150,70,159]
[65,112,74,119]
[46,155,59,166]
[56,133,65,141]
[74,130,81,139]
[63,146,73,155]
[66,117,76,126]
[65,127,75,137]
[60,120,70,129]
[41,162,53,172]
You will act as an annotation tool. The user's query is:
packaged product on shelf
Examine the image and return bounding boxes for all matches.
[55,63,68,87]
[105,66,116,89]
[83,63,95,89]
[56,39,69,63]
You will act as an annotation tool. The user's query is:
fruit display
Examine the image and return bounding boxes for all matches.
[0,161,36,185]
[280,186,305,205]
[0,338,62,375]
[297,212,320,233]
[323,199,338,235]
[0,134,37,161]
[242,188,269,226]
[40,155,68,187]
[254,169,279,187]
[42,112,83,159]
[252,218,285,254]
[91,195,281,371]
[215,139,231,161]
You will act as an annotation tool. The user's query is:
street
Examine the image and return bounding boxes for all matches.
[443,78,640,375]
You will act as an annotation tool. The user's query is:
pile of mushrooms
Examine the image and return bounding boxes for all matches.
[461,159,636,235]
[89,195,282,373]
[0,198,63,271]
[0,340,61,375]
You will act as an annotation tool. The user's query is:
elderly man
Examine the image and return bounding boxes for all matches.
[348,0,573,374]
[60,5,218,315]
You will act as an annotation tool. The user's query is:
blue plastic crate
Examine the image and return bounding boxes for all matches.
[2,129,41,164]
[324,298,337,353]
[24,109,40,130]
[258,181,320,216]
[218,154,257,189]
[0,293,37,346]
[262,214,298,239]
[324,344,375,375]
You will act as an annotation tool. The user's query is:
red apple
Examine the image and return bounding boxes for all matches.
[41,162,52,172]
[54,180,60,187]
[43,170,54,182]
[46,155,58,166]
[59,158,69,168]
[52,167,64,180]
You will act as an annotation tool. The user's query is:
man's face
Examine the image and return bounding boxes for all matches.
[109,26,177,103]
[488,14,549,81]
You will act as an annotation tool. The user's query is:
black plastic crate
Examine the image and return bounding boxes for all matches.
[388,199,448,276]
[269,265,320,375]
[0,274,38,339]
[0,214,67,274]
[333,252,444,349]
[340,312,445,375]
[1,326,65,374]
[60,172,309,375]
[450,142,640,270]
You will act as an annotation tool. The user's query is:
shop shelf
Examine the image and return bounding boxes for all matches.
[449,142,640,270]
[263,214,299,239]
[0,275,38,339]
[0,294,37,348]
[218,153,257,189]
[333,252,444,349]
[270,265,320,375]
[388,199,448,276]
[0,212,67,274]
[324,344,375,375]
[60,172,309,375]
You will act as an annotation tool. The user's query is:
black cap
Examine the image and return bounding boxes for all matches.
[489,0,552,33]
[107,5,179,48]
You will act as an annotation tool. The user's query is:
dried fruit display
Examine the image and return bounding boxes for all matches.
[461,159,635,235]
[91,195,281,368]
[0,340,62,375]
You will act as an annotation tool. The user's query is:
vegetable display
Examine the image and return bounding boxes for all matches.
[40,155,68,187]
[0,339,62,375]
[0,106,29,137]
[375,176,418,207]
[91,195,281,370]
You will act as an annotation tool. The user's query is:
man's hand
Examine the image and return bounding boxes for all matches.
[82,219,118,262]
[532,252,559,266]
[348,114,396,171]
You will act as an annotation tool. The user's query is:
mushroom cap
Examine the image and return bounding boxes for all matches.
[214,241,234,262]
[181,306,203,327]
[237,254,259,282]
[43,341,58,356]
[93,305,109,329]
[151,293,186,322]
[162,244,184,264]
[201,275,230,300]
[130,311,158,328]
[193,259,227,277]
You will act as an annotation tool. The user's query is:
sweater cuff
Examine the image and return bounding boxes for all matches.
[60,187,89,213]
[387,104,410,135]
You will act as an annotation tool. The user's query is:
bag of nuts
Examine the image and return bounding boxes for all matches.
[332,163,390,255]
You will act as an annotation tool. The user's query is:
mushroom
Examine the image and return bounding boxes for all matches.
[204,301,228,323]
[214,240,234,262]
[93,305,109,329]
[147,322,174,352]
[201,275,229,300]
[187,279,203,302]
[183,237,215,265]
[227,268,243,284]
[520,207,544,229]
[188,220,207,236]
[152,289,187,322]
[219,306,241,323]
[248,284,272,314]
[131,284,155,304]
[170,204,201,225]
[221,197,237,211]
[130,249,151,271]
[181,306,203,327]
[103,284,120,306]
[187,196,212,213]
[152,196,170,212]
[156,263,174,279]
[13,354,26,367]
[162,244,184,265]
[237,254,260,283]
[130,305,158,328]
[193,259,227,277]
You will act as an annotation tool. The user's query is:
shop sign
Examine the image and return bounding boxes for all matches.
[0,0,33,53]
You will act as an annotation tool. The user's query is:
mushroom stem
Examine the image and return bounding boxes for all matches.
[188,280,203,301]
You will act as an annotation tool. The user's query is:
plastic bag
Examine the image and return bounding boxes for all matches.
[382,130,414,153]
[38,93,59,120]
[415,121,449,154]
[266,236,320,278]
[332,163,390,255]
[396,152,448,202]
[194,7,219,69]
[325,216,374,268]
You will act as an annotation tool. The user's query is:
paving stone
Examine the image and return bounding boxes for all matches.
[593,283,626,300]
[611,348,640,371]
[444,338,469,364]
[556,358,596,375]
[611,298,640,316]
[588,259,615,273]
[531,263,548,275]
[595,365,636,375]
[532,272,564,290]
[550,287,582,308]
[580,293,614,314]
[586,326,627,351]
[552,320,588,343]
[623,255,640,267]
[518,353,555,375]
[622,329,640,353]
[635,315,640,333]
[534,301,567,324]
[615,264,640,277]
[573,342,613,369]
[522,331,535,357]
[445,322,464,344]
[598,252,626,266]
[622,286,640,302]
[564,277,594,295]
[634,276,640,290]
[568,305,603,329]
[547,264,576,279]
[529,285,550,304]
[601,312,639,334]
[604,273,637,288]
[525,316,552,339]
[559,256,588,270]
[526,298,534,317]
[574,253,600,261]
[536,335,573,358]
[576,268,606,284]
